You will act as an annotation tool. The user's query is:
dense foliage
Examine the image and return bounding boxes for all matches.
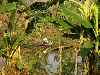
[0,0,100,75]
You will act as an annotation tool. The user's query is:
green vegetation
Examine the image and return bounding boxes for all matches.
[0,0,100,75]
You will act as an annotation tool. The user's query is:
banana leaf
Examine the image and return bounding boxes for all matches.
[60,5,93,28]
[80,41,94,58]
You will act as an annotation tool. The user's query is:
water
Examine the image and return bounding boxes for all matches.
[45,52,59,75]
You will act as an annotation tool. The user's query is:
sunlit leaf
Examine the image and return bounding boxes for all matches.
[60,5,92,28]
[82,41,94,48]
[60,6,82,25]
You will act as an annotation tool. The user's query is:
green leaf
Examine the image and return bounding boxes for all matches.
[28,63,33,71]
[80,48,90,58]
[5,2,16,11]
[12,32,25,49]
[56,19,72,30]
[82,41,94,48]
[0,49,5,56]
[16,61,24,70]
[28,57,37,70]
[0,5,5,12]
[0,2,16,12]
[3,33,9,48]
[9,10,17,31]
[41,15,56,22]
[60,5,92,28]
[82,19,93,28]
[80,41,93,58]
[41,15,72,30]
[60,6,82,25]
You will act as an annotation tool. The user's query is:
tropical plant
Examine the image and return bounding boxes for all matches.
[40,0,99,75]
[0,0,99,75]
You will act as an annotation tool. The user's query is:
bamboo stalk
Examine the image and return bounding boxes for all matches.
[95,4,99,54]
[58,31,62,75]
[74,48,78,75]
[59,46,62,75]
